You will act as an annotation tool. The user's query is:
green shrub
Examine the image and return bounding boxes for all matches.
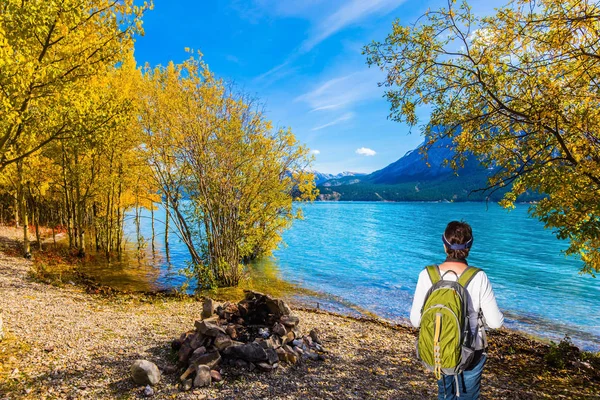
[545,336,580,369]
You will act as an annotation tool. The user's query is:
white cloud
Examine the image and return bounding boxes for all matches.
[356,147,376,156]
[309,103,345,112]
[251,0,405,83]
[254,61,290,82]
[295,70,382,112]
[301,0,407,52]
[311,112,354,131]
[310,149,321,155]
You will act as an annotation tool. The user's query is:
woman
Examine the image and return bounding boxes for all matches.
[410,221,504,399]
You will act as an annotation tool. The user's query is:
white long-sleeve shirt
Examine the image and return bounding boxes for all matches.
[410,267,504,349]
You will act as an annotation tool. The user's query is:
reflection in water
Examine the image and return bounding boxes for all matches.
[79,235,376,318]
[79,250,165,293]
[200,258,303,301]
[78,223,303,296]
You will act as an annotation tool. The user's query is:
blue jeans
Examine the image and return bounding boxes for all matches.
[437,352,487,399]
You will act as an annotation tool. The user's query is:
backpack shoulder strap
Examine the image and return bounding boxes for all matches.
[457,266,482,288]
[425,265,441,285]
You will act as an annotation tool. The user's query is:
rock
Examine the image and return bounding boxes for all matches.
[225,325,238,339]
[244,290,259,301]
[181,378,193,391]
[309,328,322,344]
[265,348,279,365]
[227,342,268,363]
[189,333,205,350]
[175,292,305,376]
[210,370,222,382]
[195,320,226,337]
[188,346,207,364]
[256,362,277,372]
[266,298,291,317]
[286,354,297,364]
[178,343,193,364]
[280,315,299,328]
[237,302,248,317]
[131,360,161,386]
[190,345,207,357]
[193,365,211,388]
[261,336,280,350]
[581,361,592,369]
[217,302,239,319]
[215,304,225,318]
[271,335,282,348]
[221,341,245,357]
[303,351,319,361]
[233,359,249,369]
[172,331,192,351]
[277,347,298,364]
[214,333,233,351]
[276,347,287,361]
[304,336,313,347]
[202,298,214,319]
[224,303,239,316]
[283,331,295,344]
[291,327,302,339]
[272,322,286,337]
[143,385,154,397]
[192,351,221,369]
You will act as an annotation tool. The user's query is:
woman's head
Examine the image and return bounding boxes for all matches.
[442,220,473,259]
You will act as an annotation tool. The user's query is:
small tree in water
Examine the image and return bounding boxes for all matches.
[140,56,316,288]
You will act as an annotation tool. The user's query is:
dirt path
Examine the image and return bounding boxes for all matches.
[0,247,598,399]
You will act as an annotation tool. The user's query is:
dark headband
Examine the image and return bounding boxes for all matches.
[442,234,473,250]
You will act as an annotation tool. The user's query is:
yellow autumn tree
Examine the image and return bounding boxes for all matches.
[0,0,148,168]
[0,49,156,258]
[0,0,149,256]
[140,56,316,288]
[41,53,154,257]
[364,0,600,275]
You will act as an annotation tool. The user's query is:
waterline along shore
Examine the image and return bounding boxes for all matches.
[0,231,599,399]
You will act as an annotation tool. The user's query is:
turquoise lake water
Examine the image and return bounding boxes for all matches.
[110,202,599,351]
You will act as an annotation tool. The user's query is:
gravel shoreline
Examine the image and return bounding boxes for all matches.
[0,234,599,399]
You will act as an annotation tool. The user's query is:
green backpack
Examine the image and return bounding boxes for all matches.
[416,265,482,381]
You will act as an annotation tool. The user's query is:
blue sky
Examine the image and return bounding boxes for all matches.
[134,0,501,174]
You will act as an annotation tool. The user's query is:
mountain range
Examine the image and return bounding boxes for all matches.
[315,139,540,202]
[311,171,367,186]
